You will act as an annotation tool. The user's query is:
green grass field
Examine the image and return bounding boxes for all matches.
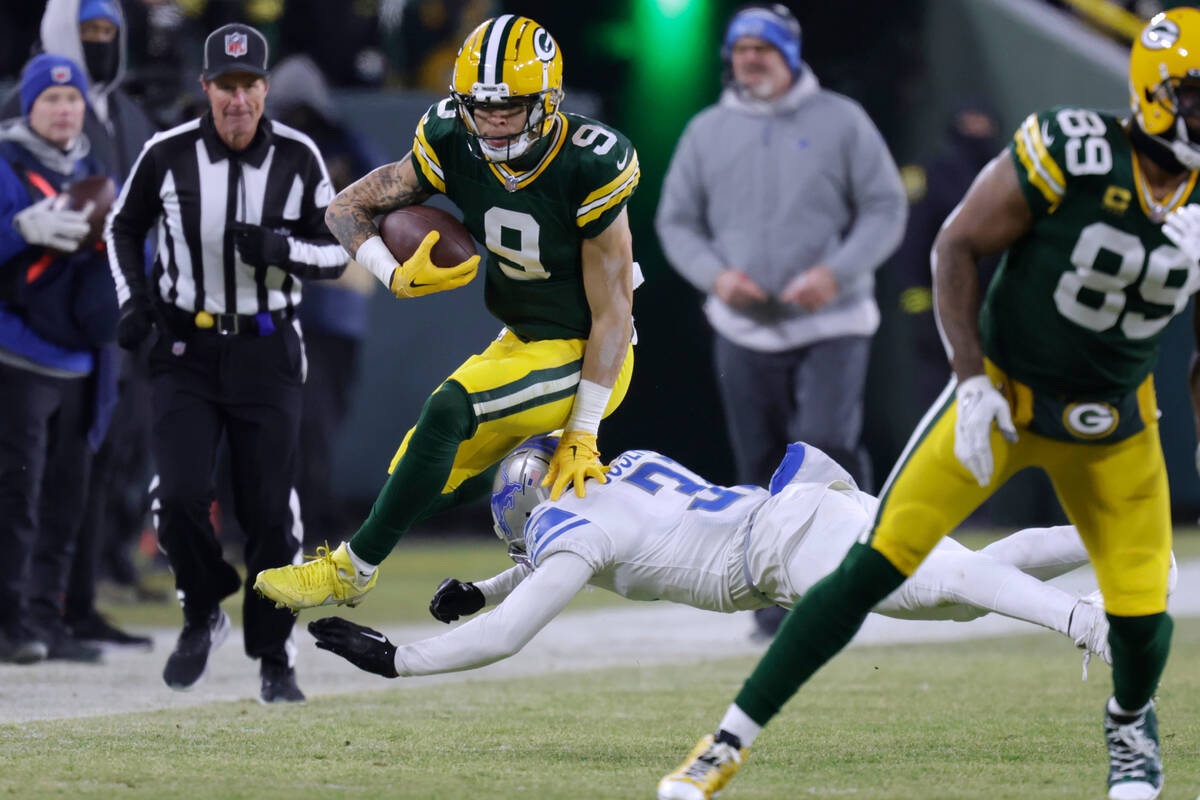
[2,623,1197,799]
[5,531,1196,799]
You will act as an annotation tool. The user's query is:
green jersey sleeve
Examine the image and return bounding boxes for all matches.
[568,117,640,239]
[1008,108,1070,217]
[411,98,460,196]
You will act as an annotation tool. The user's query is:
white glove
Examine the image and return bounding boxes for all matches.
[12,196,92,252]
[1162,203,1200,264]
[953,374,1018,487]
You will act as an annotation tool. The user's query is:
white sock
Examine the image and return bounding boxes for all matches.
[717,704,762,748]
[344,542,377,579]
[1108,696,1150,718]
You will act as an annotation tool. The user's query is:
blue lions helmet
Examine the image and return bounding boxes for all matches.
[491,434,559,563]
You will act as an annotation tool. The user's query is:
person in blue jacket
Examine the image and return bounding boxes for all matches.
[0,53,119,664]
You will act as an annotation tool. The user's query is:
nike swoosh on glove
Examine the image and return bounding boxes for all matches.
[1163,203,1200,265]
[953,374,1018,487]
[308,616,399,678]
[541,430,609,500]
[389,229,479,298]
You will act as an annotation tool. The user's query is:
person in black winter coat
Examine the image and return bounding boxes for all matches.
[890,102,1002,417]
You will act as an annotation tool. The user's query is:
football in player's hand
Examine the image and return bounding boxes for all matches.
[60,174,117,249]
[379,205,477,267]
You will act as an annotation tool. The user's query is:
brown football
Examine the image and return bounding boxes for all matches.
[60,174,117,249]
[379,205,477,267]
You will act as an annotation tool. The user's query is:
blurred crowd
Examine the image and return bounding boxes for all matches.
[0,0,497,130]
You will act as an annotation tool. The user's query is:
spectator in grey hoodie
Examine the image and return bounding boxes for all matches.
[656,3,906,637]
[657,2,905,491]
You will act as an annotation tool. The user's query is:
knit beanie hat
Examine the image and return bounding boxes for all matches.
[19,54,90,117]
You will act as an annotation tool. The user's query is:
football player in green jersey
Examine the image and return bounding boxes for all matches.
[254,16,638,612]
[659,10,1200,800]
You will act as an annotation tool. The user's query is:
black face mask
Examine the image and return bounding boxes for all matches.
[82,39,119,83]
[1129,120,1187,175]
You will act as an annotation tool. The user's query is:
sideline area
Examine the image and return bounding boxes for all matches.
[2,561,1197,724]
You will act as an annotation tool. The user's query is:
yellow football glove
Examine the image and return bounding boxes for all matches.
[389,230,479,299]
[542,430,609,500]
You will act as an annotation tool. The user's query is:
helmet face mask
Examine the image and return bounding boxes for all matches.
[1130,8,1200,169]
[450,16,564,163]
[490,434,558,565]
[454,94,549,163]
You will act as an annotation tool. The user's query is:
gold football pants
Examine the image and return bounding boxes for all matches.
[389,329,634,492]
[872,365,1171,617]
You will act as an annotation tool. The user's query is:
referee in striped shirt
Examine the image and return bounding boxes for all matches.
[105,23,347,703]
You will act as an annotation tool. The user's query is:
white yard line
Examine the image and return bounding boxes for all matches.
[2,562,1197,724]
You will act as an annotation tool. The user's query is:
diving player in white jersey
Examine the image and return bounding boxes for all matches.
[308,435,1163,681]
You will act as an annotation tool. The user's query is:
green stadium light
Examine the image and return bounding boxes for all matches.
[654,0,694,16]
[625,0,718,175]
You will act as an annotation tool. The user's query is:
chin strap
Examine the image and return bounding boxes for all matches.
[1170,116,1200,169]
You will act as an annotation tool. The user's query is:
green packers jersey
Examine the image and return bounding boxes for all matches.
[410,99,639,340]
[981,107,1200,397]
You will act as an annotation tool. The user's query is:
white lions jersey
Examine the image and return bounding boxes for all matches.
[391,443,879,676]
[525,449,768,612]
[525,446,876,612]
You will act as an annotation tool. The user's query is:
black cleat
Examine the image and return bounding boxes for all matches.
[260,661,306,704]
[163,608,230,691]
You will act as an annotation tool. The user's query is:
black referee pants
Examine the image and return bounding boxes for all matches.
[148,321,303,663]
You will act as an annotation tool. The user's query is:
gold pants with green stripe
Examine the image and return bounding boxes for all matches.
[388,329,634,493]
[872,363,1171,617]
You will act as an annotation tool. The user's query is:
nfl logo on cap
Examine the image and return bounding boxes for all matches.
[51,65,71,83]
[225,32,248,57]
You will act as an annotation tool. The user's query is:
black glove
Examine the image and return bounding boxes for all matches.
[116,297,156,351]
[308,617,399,678]
[429,578,485,623]
[230,222,290,269]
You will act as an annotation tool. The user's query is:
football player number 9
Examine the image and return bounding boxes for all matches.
[485,124,621,280]
[485,207,548,280]
[1053,221,1196,339]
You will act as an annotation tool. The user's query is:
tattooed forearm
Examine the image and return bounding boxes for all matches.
[324,153,433,255]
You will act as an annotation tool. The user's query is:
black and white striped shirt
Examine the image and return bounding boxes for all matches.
[106,112,347,316]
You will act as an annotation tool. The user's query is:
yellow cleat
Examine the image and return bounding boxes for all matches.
[253,543,378,610]
[657,734,747,800]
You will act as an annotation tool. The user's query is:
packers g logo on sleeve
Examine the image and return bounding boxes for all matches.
[1062,402,1119,439]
